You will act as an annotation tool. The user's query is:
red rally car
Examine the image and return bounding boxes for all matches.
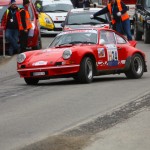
[17,27,147,85]
[0,0,42,53]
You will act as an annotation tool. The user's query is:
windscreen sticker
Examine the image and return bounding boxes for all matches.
[106,44,118,66]
[59,29,97,35]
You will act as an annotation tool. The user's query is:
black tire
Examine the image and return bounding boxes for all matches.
[125,54,144,79]
[76,57,94,83]
[32,36,42,50]
[134,21,142,41]
[24,78,39,85]
[143,24,150,44]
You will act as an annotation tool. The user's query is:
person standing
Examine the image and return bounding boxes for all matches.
[19,0,32,52]
[1,0,20,55]
[90,0,132,41]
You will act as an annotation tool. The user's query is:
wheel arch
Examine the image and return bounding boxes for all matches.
[125,52,147,72]
[81,53,97,75]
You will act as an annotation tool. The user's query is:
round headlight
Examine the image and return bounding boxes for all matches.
[17,53,26,63]
[45,17,52,24]
[62,49,72,60]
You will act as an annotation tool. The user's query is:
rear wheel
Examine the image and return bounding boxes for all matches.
[125,54,144,79]
[76,57,94,83]
[134,21,142,40]
[24,78,39,85]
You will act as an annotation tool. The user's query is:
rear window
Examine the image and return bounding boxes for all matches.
[67,12,108,25]
[42,3,73,12]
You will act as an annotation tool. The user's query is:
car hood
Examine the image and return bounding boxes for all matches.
[45,12,67,21]
[26,48,66,63]
[24,45,92,67]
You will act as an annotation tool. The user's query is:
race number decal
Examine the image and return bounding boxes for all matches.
[106,44,118,66]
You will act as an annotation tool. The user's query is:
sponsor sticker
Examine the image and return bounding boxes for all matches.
[32,61,48,66]
[98,48,105,58]
[106,44,118,66]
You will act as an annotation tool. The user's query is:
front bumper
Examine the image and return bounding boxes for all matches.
[17,65,80,78]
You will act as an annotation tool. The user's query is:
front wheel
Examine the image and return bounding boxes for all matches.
[24,78,39,85]
[125,54,144,79]
[77,57,94,83]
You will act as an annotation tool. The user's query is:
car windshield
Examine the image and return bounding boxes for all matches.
[42,3,73,12]
[49,30,98,47]
[67,12,108,25]
[0,6,7,23]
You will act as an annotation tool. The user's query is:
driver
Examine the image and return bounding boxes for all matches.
[90,0,132,41]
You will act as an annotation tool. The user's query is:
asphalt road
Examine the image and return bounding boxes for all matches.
[0,38,150,150]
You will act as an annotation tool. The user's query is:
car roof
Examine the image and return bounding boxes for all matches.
[64,26,111,33]
[42,0,72,5]
[70,7,102,13]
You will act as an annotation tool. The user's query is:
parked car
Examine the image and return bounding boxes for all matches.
[133,0,150,43]
[17,27,147,85]
[0,0,42,54]
[61,7,110,31]
[35,0,74,35]
[34,0,55,34]
[38,12,55,34]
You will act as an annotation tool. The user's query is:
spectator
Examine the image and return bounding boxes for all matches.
[90,0,132,41]
[19,0,32,52]
[1,0,20,55]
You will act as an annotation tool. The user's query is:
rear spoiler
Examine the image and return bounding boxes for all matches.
[128,40,137,47]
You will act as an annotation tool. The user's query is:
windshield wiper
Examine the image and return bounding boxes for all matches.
[55,43,73,47]
[68,23,83,25]
[43,10,55,12]
[69,41,96,44]
[82,22,99,25]
[53,10,68,12]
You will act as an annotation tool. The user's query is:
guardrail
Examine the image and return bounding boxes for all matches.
[0,26,5,57]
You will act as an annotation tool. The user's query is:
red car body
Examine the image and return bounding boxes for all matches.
[17,27,147,85]
[0,0,41,54]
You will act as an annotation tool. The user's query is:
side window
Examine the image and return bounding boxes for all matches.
[115,34,127,44]
[100,30,116,44]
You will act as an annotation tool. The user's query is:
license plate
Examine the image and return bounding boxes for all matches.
[33,72,45,76]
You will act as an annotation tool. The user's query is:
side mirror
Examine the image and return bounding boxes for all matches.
[61,22,65,27]
[100,39,106,45]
